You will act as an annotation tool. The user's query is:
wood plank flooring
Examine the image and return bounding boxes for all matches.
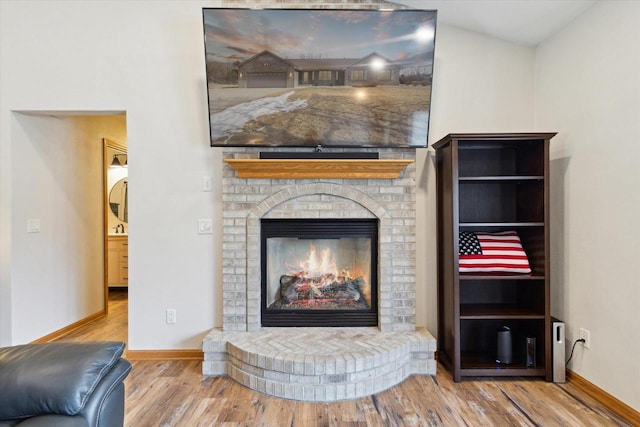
[53,289,630,426]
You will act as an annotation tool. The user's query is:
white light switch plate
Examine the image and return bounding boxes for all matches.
[27,219,41,233]
[198,219,213,234]
[166,308,177,324]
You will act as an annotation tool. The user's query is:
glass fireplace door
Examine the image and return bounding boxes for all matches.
[261,219,378,327]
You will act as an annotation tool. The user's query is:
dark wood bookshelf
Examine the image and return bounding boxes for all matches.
[460,304,546,319]
[460,222,545,227]
[460,273,545,280]
[433,132,556,382]
[459,176,544,181]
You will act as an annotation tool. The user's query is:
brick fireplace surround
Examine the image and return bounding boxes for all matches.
[203,147,436,402]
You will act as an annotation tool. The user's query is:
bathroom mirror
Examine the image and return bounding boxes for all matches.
[109,178,128,223]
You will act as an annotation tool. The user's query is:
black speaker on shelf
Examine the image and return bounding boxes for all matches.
[496,326,512,364]
[526,336,536,367]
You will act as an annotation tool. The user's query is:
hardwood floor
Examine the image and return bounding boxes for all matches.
[54,289,630,426]
[58,288,128,344]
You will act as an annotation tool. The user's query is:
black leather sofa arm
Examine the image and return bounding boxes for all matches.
[0,341,131,427]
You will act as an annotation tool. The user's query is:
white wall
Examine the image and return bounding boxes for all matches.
[0,0,221,348]
[0,0,535,349]
[535,1,640,410]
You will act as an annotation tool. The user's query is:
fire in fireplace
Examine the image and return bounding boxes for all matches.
[261,219,378,327]
[267,240,371,310]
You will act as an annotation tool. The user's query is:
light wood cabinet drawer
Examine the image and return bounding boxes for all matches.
[108,236,128,287]
[118,264,128,282]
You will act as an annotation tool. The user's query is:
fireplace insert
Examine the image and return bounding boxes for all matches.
[261,219,378,327]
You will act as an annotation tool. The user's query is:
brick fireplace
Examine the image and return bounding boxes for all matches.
[203,147,436,401]
[221,147,418,332]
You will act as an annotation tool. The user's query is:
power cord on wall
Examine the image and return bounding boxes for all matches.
[565,338,586,366]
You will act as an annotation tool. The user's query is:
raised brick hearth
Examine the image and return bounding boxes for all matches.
[204,327,435,401]
[202,147,436,401]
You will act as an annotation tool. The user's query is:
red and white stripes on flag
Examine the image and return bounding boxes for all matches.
[459,231,532,273]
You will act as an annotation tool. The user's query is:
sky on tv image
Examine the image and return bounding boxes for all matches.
[203,9,435,66]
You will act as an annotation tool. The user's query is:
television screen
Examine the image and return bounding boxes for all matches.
[202,8,437,148]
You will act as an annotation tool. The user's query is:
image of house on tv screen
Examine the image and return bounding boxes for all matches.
[202,8,437,148]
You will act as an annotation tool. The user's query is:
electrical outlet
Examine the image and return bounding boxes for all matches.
[166,309,177,324]
[579,328,591,349]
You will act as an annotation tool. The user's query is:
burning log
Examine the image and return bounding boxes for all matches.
[286,298,364,308]
[277,272,367,307]
[279,275,299,302]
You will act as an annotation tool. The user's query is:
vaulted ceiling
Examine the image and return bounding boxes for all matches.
[401,0,596,46]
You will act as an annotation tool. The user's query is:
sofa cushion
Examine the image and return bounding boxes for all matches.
[3,415,89,427]
[0,341,125,420]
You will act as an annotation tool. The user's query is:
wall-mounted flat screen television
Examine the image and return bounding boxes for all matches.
[202,8,437,148]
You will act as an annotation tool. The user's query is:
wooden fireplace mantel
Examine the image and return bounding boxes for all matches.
[223,158,414,179]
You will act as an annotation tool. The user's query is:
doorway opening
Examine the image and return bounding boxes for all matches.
[104,138,128,311]
[8,112,128,344]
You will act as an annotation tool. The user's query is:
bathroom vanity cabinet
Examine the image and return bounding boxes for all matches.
[107,235,128,287]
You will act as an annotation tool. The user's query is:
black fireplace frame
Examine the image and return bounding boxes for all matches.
[261,218,378,327]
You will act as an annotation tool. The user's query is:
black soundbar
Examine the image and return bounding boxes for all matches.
[259,152,379,159]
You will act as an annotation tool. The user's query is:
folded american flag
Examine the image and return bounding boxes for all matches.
[459,231,531,274]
